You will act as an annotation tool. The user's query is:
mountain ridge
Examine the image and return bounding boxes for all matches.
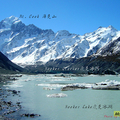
[0,16,120,67]
[0,51,25,73]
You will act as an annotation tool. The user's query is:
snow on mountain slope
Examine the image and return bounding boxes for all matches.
[85,25,118,56]
[60,25,118,59]
[0,16,119,65]
[96,31,120,56]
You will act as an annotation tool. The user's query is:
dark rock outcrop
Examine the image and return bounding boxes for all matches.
[0,51,25,73]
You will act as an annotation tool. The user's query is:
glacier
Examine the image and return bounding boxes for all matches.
[0,16,120,66]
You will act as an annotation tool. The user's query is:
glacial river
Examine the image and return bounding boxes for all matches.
[4,74,120,120]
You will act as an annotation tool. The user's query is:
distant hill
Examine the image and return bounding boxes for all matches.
[25,52,120,75]
[0,51,25,73]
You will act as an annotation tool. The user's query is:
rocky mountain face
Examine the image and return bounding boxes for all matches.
[96,37,120,56]
[0,16,120,74]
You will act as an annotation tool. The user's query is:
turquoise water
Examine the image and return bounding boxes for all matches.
[4,74,120,120]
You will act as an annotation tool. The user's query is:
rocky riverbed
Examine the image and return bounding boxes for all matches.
[0,74,41,120]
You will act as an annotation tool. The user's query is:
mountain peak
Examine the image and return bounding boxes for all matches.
[97,25,117,30]
[56,30,70,37]
[93,25,117,36]
[7,16,18,21]
[108,25,114,28]
[107,25,117,31]
[0,16,21,29]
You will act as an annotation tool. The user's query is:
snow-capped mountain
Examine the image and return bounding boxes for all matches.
[0,16,120,66]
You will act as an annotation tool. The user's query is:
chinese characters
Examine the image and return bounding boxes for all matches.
[42,14,57,19]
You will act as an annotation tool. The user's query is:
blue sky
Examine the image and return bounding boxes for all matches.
[0,0,120,35]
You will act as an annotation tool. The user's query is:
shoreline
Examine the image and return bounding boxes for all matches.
[0,74,41,120]
[0,74,23,119]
